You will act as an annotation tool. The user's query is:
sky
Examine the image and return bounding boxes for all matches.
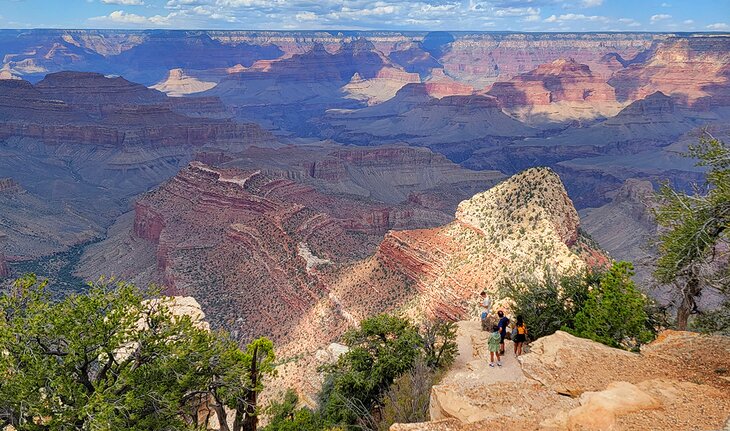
[1,0,729,32]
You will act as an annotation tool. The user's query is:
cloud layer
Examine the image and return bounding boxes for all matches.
[84,0,715,31]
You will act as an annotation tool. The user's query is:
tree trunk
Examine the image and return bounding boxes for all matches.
[676,275,701,330]
[212,401,230,431]
[242,344,259,431]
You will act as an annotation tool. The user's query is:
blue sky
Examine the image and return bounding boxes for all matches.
[1,0,728,31]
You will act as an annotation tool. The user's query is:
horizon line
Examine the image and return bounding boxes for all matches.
[1,28,729,35]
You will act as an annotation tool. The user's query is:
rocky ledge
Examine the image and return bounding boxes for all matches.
[392,322,730,431]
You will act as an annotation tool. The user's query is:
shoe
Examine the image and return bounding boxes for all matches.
[489,363,495,367]
[497,361,502,367]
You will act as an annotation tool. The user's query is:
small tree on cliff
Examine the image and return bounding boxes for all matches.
[320,314,422,426]
[654,136,729,330]
[571,262,654,348]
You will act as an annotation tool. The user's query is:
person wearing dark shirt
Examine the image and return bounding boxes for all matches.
[497,310,510,356]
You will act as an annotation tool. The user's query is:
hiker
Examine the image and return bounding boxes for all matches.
[497,310,510,355]
[480,291,492,331]
[488,324,502,367]
[513,315,527,357]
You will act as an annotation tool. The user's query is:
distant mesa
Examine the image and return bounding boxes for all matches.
[488,58,617,108]
[151,68,217,97]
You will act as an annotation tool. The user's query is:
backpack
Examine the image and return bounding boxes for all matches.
[517,324,526,335]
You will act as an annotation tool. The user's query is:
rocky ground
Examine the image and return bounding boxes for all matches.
[393,321,730,431]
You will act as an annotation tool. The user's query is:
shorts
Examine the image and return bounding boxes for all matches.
[514,334,526,343]
[499,332,506,343]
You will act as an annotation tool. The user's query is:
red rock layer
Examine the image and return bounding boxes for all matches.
[488,59,616,107]
[0,74,273,147]
[610,37,730,107]
[131,161,453,342]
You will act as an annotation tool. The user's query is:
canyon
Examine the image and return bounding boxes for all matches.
[76,165,606,405]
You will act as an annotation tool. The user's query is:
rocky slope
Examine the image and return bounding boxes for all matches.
[580,179,657,283]
[393,322,730,431]
[0,72,277,262]
[372,167,606,320]
[324,84,537,161]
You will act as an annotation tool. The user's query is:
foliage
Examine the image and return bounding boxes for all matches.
[654,136,729,329]
[420,320,458,370]
[319,314,422,426]
[499,267,595,340]
[0,274,275,431]
[316,314,457,430]
[263,390,332,431]
[501,262,657,349]
[571,262,655,349]
[376,359,440,431]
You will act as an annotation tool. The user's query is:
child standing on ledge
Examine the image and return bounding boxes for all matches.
[488,324,502,367]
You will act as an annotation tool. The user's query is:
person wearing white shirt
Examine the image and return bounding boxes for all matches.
[480,291,492,331]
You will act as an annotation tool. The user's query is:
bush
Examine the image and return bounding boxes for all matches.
[570,262,655,349]
[500,267,595,340]
[316,314,457,430]
[376,359,440,431]
[501,262,657,349]
[319,314,422,426]
[0,274,275,431]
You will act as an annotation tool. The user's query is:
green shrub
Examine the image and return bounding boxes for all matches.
[501,262,657,349]
[570,262,655,349]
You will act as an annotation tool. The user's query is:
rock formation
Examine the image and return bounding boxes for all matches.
[487,58,622,123]
[76,166,605,406]
[374,167,606,320]
[0,73,272,148]
[394,322,730,430]
[580,179,657,283]
[343,67,420,105]
[610,36,730,108]
[151,68,218,96]
[324,84,537,158]
[489,59,616,106]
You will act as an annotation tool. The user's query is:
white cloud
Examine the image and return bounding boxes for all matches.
[89,10,173,26]
[101,0,144,4]
[650,14,671,23]
[683,19,694,24]
[707,22,730,30]
[492,7,540,17]
[661,2,671,6]
[544,13,608,23]
[618,18,641,27]
[581,0,603,7]
[295,11,317,21]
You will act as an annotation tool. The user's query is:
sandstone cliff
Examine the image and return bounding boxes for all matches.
[610,36,730,108]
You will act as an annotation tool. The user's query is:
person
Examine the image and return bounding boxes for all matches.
[513,315,527,357]
[497,310,509,356]
[479,291,492,331]
[488,324,502,367]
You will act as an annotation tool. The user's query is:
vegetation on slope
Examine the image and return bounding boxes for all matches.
[265,315,457,431]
